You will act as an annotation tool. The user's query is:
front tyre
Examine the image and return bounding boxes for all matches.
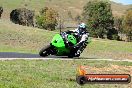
[39,45,51,57]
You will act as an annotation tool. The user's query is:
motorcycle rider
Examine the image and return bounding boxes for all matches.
[66,22,89,56]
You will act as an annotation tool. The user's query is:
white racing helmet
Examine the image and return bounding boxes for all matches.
[79,23,86,29]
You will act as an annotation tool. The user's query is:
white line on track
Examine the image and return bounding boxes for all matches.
[0,58,132,62]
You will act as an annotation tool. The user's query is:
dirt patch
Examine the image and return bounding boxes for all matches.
[85,64,132,75]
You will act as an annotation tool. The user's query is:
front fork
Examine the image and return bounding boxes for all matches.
[50,43,58,55]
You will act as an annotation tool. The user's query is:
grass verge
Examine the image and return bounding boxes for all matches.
[0,59,132,88]
[0,20,132,59]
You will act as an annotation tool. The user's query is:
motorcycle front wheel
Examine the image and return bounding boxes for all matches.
[39,45,51,57]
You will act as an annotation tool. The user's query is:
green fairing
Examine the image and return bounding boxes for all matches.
[51,34,65,48]
[51,34,77,55]
[67,35,77,45]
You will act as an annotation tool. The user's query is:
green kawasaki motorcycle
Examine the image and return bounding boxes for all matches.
[39,32,91,58]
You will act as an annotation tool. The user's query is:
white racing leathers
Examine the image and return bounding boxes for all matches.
[67,29,89,57]
[79,33,88,43]
[71,28,88,45]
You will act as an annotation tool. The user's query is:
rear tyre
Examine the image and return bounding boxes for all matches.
[75,49,81,57]
[68,48,75,58]
[68,54,74,58]
[68,47,81,58]
[74,46,86,57]
[39,45,51,57]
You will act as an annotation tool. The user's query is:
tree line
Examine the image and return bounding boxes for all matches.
[81,0,132,42]
[0,0,131,42]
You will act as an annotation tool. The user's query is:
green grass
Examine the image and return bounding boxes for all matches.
[0,1,132,88]
[0,20,56,54]
[0,60,132,88]
[81,38,132,59]
[90,39,132,52]
[0,20,132,59]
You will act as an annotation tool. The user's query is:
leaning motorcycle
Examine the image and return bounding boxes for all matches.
[39,31,91,58]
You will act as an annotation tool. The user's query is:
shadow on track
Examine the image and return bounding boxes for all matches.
[0,52,41,58]
[0,52,98,60]
[0,52,69,58]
